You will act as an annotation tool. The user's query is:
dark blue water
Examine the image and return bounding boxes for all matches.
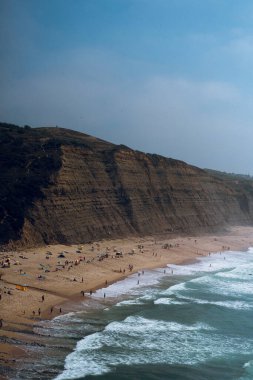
[19,248,253,380]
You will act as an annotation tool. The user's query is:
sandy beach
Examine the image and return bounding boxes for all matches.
[1,225,253,379]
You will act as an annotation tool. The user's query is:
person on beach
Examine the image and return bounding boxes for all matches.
[50,306,53,313]
[90,289,92,296]
[42,295,45,302]
[60,308,62,313]
[38,308,41,316]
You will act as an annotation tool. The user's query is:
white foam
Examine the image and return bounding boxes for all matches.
[139,292,158,301]
[168,248,253,277]
[213,300,252,310]
[55,312,251,380]
[155,297,185,305]
[116,299,145,307]
[76,331,104,350]
[52,311,85,323]
[161,281,187,295]
[54,247,253,379]
[34,311,91,338]
[216,263,253,281]
[240,359,253,379]
[92,269,164,299]
[190,273,253,297]
[154,251,253,310]
[157,295,252,310]
[85,248,253,303]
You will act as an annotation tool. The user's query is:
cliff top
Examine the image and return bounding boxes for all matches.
[1,122,253,248]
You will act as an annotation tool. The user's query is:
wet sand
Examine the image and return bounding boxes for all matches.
[1,226,253,378]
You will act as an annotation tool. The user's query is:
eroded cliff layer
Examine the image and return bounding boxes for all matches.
[1,123,253,247]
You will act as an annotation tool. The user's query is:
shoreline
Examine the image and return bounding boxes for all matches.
[1,225,253,379]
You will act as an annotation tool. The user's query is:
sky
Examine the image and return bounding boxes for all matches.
[1,0,253,174]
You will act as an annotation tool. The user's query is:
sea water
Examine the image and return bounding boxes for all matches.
[17,248,253,380]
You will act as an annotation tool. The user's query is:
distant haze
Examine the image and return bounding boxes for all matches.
[1,0,253,174]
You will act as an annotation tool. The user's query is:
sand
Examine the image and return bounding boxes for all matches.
[1,225,253,378]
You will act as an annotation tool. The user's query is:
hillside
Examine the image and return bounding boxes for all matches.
[1,122,253,248]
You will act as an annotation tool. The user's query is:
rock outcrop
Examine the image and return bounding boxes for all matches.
[1,123,253,248]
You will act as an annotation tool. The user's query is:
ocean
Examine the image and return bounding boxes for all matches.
[16,247,253,380]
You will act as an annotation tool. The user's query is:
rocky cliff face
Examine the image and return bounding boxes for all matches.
[1,123,253,248]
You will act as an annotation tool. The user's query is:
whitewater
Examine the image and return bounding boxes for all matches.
[18,247,253,380]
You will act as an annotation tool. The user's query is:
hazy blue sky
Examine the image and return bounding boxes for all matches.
[1,0,253,174]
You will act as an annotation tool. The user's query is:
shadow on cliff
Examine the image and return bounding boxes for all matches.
[1,122,253,248]
[0,124,61,244]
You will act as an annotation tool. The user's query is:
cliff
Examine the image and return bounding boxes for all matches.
[1,123,253,248]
